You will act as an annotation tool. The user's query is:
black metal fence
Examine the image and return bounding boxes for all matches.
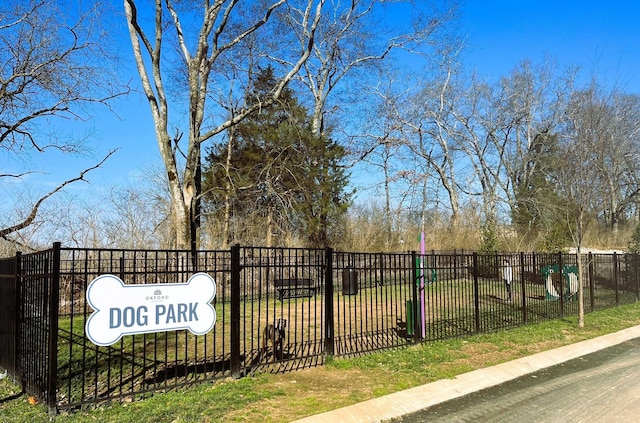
[0,254,19,379]
[0,244,637,412]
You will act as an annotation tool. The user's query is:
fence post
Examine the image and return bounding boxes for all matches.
[410,251,420,342]
[588,253,595,311]
[473,253,480,333]
[230,244,241,378]
[520,252,527,324]
[379,252,385,288]
[15,252,22,380]
[558,252,564,318]
[633,253,640,301]
[119,256,125,281]
[613,253,619,306]
[46,242,61,412]
[324,248,335,356]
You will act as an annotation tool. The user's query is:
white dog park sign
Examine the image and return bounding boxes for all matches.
[85,273,216,346]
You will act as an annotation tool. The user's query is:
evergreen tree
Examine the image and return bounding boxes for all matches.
[291,128,352,247]
[512,132,567,248]
[203,67,351,247]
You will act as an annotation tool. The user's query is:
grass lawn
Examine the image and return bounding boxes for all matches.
[3,302,640,422]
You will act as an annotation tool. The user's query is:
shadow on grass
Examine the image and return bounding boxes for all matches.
[0,388,24,403]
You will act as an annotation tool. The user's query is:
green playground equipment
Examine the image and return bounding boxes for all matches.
[415,257,437,286]
[541,264,579,301]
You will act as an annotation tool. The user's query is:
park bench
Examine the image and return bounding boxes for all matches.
[273,278,316,300]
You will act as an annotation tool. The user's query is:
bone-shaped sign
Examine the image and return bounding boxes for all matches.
[85,273,216,346]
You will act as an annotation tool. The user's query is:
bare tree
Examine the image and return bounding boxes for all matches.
[8,162,173,249]
[355,80,411,248]
[282,1,456,138]
[583,90,640,232]
[403,65,465,226]
[554,81,640,327]
[475,60,576,250]
[0,153,114,245]
[124,0,324,251]
[0,1,124,245]
[407,59,575,242]
[273,1,455,246]
[554,82,613,327]
[395,61,498,229]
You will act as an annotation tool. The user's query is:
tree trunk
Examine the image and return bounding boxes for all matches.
[576,211,585,328]
[125,0,322,252]
[577,249,585,328]
[266,207,274,248]
[221,128,236,249]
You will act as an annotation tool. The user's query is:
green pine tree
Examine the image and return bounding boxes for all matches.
[203,67,351,247]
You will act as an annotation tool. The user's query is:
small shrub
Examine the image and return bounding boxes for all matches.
[627,224,640,253]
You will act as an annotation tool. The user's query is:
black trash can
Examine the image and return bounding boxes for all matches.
[342,267,359,295]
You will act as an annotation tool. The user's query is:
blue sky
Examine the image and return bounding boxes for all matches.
[459,1,640,90]
[7,0,640,205]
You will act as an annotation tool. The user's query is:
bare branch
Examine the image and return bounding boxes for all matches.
[0,171,34,179]
[124,0,325,249]
[0,150,117,239]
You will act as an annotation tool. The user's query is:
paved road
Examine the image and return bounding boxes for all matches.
[395,337,640,423]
